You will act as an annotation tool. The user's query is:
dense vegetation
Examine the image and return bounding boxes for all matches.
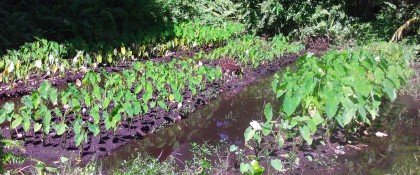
[0,0,418,174]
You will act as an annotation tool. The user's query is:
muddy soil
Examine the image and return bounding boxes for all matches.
[3,51,307,168]
[0,46,212,99]
[98,71,418,175]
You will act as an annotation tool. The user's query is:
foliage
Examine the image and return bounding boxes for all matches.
[271,46,412,144]
[0,21,243,84]
[161,0,244,25]
[194,34,303,68]
[113,154,176,175]
[0,0,170,53]
[0,138,26,174]
[0,59,222,149]
[242,43,414,173]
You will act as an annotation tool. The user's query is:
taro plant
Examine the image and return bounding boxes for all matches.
[240,44,414,173]
[0,58,223,149]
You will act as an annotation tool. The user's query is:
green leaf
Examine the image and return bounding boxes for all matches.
[340,97,357,126]
[3,102,14,114]
[250,160,264,175]
[261,122,272,136]
[124,102,134,117]
[34,123,42,132]
[158,101,168,111]
[324,89,340,119]
[50,88,58,105]
[264,103,273,122]
[88,123,100,136]
[277,134,284,148]
[244,127,256,143]
[382,78,396,101]
[11,116,22,129]
[270,159,284,172]
[22,118,30,132]
[229,145,238,152]
[54,123,67,136]
[22,96,33,109]
[283,91,301,116]
[299,125,312,145]
[240,163,250,174]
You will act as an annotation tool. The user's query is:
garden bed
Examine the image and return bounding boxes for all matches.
[3,47,317,167]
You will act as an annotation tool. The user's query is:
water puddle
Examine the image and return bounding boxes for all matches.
[99,75,278,170]
[98,71,420,174]
[340,95,419,174]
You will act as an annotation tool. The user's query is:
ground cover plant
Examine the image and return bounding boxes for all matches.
[0,59,223,155]
[0,0,419,174]
[240,43,416,174]
[194,34,303,68]
[0,21,243,85]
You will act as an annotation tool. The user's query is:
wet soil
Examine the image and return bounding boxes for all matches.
[3,51,301,168]
[0,46,212,99]
[97,72,419,175]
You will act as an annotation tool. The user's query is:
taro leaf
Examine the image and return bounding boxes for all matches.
[250,160,264,175]
[271,78,279,92]
[134,84,143,94]
[240,163,250,174]
[22,96,33,109]
[93,85,102,100]
[88,123,100,136]
[283,91,301,116]
[261,122,272,136]
[324,89,340,119]
[11,116,22,129]
[354,78,372,97]
[244,127,256,143]
[374,68,385,83]
[340,97,357,127]
[143,83,153,102]
[382,78,396,101]
[39,81,51,100]
[299,125,312,145]
[34,123,42,132]
[54,123,67,136]
[84,95,92,107]
[141,104,149,114]
[42,107,52,134]
[174,90,183,103]
[75,132,85,147]
[0,110,6,124]
[158,101,168,111]
[50,88,58,106]
[229,145,238,152]
[150,101,156,108]
[3,102,15,114]
[270,159,284,172]
[124,102,134,117]
[102,96,112,109]
[277,134,284,148]
[103,111,112,130]
[307,119,317,133]
[132,100,141,115]
[90,106,100,125]
[22,118,30,132]
[168,94,175,101]
[264,103,273,122]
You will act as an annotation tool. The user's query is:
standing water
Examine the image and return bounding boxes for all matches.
[100,75,279,170]
[99,73,419,174]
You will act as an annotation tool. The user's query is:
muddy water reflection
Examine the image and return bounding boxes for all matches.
[100,76,279,170]
[342,95,419,175]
